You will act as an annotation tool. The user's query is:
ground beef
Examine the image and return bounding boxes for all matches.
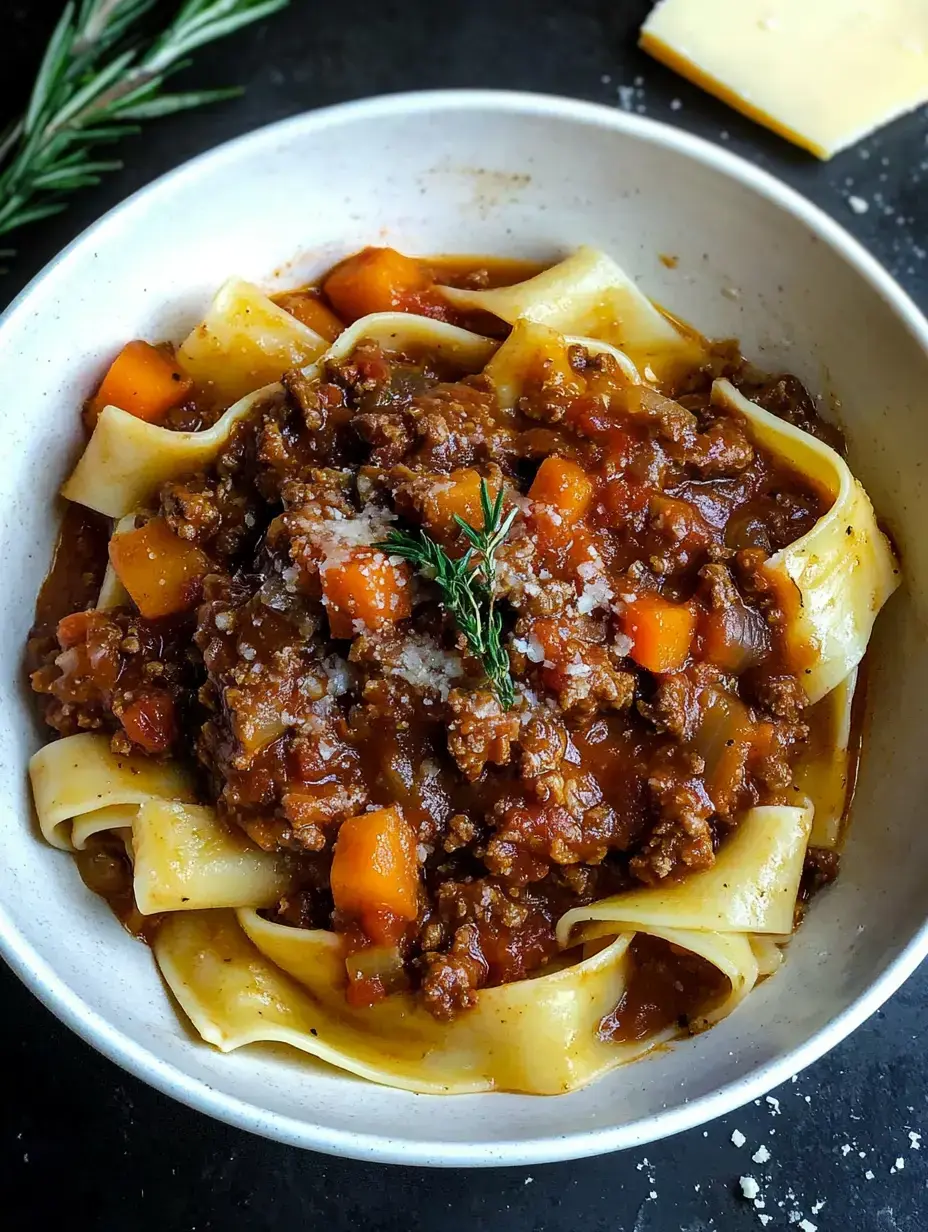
[630,746,715,883]
[419,923,488,1020]
[638,673,701,741]
[446,688,520,780]
[407,378,516,472]
[30,608,194,753]
[32,269,839,1024]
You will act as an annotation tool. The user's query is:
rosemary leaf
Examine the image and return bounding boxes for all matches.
[0,0,291,254]
[376,479,517,710]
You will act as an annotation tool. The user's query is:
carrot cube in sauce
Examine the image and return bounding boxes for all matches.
[331,806,419,935]
[322,547,412,638]
[88,340,193,425]
[422,469,500,542]
[622,594,695,673]
[529,456,594,525]
[323,247,431,321]
[108,517,210,620]
[273,291,345,342]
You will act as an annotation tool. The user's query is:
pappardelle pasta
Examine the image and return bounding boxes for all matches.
[26,245,899,1095]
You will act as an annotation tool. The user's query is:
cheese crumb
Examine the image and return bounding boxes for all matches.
[765,1095,781,1114]
[798,1222,817,1232]
[865,1169,875,1180]
[731,1130,747,1148]
[849,195,870,215]
[909,1131,921,1149]
[752,1144,771,1164]
[739,1176,760,1201]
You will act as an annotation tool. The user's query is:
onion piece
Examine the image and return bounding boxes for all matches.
[346,944,408,993]
[701,601,771,674]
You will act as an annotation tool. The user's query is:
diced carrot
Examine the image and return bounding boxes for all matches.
[422,469,500,543]
[622,594,695,673]
[322,547,412,638]
[273,291,344,342]
[119,692,177,753]
[529,456,594,525]
[88,341,192,425]
[323,247,431,321]
[108,517,210,620]
[331,806,419,936]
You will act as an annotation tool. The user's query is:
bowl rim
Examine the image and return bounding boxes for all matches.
[2,87,927,1167]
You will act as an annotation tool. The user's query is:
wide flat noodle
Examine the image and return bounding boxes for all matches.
[795,667,858,848]
[642,927,759,1030]
[28,732,195,851]
[557,803,813,946]
[483,319,641,411]
[300,310,497,380]
[61,383,281,519]
[62,313,494,521]
[154,909,643,1094]
[176,278,329,410]
[750,934,787,978]
[71,804,137,850]
[133,801,298,914]
[440,246,706,383]
[714,379,900,703]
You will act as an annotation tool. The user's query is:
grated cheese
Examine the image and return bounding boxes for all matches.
[387,633,464,700]
[311,505,397,572]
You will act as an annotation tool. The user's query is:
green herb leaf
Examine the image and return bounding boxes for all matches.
[376,478,517,710]
[0,0,291,255]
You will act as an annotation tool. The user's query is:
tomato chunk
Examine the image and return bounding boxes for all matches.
[119,693,177,753]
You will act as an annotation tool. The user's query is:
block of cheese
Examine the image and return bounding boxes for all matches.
[640,0,928,159]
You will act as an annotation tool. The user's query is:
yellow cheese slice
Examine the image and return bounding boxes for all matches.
[640,0,928,159]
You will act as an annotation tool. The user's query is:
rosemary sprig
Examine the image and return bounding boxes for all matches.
[0,0,290,247]
[376,480,518,710]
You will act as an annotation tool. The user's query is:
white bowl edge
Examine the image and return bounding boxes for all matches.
[0,89,927,1166]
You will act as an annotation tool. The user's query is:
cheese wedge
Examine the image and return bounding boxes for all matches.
[640,0,928,159]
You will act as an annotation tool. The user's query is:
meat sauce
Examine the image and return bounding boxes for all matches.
[27,247,851,1027]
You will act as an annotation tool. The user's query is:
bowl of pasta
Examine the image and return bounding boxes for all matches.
[1,90,925,1165]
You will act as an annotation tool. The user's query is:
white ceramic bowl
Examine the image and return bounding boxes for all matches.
[1,90,927,1166]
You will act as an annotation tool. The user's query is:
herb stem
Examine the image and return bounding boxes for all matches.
[0,0,290,251]
[376,479,517,710]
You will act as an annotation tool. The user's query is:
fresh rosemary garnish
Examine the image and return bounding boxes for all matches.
[376,479,518,710]
[0,0,291,248]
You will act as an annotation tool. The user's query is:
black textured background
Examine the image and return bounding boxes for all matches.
[2,2,927,1228]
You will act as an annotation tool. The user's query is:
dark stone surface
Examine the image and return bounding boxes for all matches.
[2,2,926,1228]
